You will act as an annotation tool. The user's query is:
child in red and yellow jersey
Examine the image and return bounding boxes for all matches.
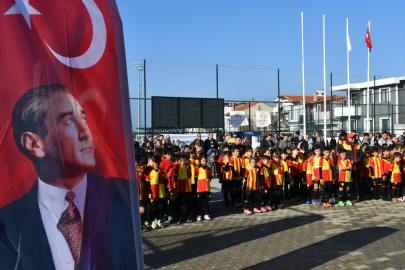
[221,151,233,207]
[242,146,253,196]
[188,146,200,211]
[195,154,213,221]
[361,147,372,199]
[270,153,285,209]
[303,151,314,204]
[230,147,243,207]
[281,150,291,200]
[338,150,353,206]
[243,158,261,215]
[319,147,334,207]
[259,155,272,212]
[310,146,323,205]
[167,154,181,223]
[287,148,302,202]
[381,148,392,200]
[135,154,149,231]
[389,152,404,203]
[145,155,168,229]
[175,154,193,223]
[370,148,383,200]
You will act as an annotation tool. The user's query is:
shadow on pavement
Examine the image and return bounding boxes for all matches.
[242,226,398,270]
[144,213,324,268]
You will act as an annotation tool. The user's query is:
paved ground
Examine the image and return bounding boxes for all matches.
[142,179,405,270]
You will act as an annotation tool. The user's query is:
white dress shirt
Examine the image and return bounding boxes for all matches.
[38,175,87,270]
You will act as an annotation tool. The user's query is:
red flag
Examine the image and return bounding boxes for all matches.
[365,26,372,52]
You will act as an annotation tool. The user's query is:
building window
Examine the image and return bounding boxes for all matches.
[316,103,321,112]
[364,90,373,104]
[291,105,299,121]
[380,117,390,132]
[351,93,361,105]
[380,88,390,103]
[364,119,373,132]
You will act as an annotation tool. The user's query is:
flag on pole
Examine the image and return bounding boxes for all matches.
[365,26,372,52]
[346,23,352,52]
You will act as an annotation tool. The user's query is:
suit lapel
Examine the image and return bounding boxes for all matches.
[78,173,112,269]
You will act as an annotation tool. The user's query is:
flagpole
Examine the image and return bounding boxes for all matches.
[367,21,370,132]
[347,18,351,133]
[323,15,327,138]
[302,12,306,137]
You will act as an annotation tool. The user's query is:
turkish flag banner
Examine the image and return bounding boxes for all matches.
[365,26,372,52]
[0,0,143,269]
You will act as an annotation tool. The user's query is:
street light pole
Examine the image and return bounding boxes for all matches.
[134,62,143,137]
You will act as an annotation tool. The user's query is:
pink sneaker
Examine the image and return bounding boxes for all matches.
[266,206,273,211]
[254,208,262,213]
[244,209,252,215]
[260,207,268,212]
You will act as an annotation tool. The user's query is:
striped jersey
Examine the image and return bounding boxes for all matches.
[260,165,271,188]
[145,168,168,199]
[244,167,259,191]
[338,159,352,182]
[189,158,200,184]
[175,165,192,193]
[196,166,213,192]
[270,162,284,186]
[389,162,404,184]
[320,157,334,182]
[230,156,243,178]
[369,157,383,178]
[311,156,322,180]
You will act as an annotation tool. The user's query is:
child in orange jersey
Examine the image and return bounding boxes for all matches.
[370,147,383,200]
[196,154,213,221]
[338,150,353,206]
[287,148,302,202]
[381,148,392,201]
[168,154,181,222]
[259,155,272,212]
[243,158,261,214]
[389,152,404,203]
[145,155,168,229]
[188,146,200,212]
[270,153,285,209]
[361,147,373,199]
[175,154,193,223]
[319,147,334,207]
[135,154,149,231]
[230,147,243,207]
[303,151,314,204]
[311,146,323,205]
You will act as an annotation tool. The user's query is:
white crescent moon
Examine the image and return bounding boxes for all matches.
[44,0,107,69]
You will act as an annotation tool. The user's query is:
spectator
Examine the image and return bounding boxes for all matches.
[279,135,292,150]
[141,141,154,163]
[166,135,171,144]
[229,135,245,153]
[220,133,234,150]
[398,132,405,145]
[378,131,393,146]
[361,132,374,146]
[174,139,184,150]
[155,140,163,148]
[204,132,218,153]
[296,135,308,150]
[329,136,336,148]
[272,133,280,149]
[374,132,381,145]
[306,134,313,149]
[260,134,272,151]
[293,131,300,148]
[392,134,399,145]
[313,136,325,151]
[191,134,203,147]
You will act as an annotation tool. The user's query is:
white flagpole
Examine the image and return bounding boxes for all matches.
[302,12,306,137]
[323,15,327,138]
[367,21,370,132]
[347,18,351,133]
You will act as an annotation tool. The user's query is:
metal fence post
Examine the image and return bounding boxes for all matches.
[143,59,147,138]
[373,75,376,134]
[391,104,394,135]
[249,101,251,131]
[216,64,220,136]
[330,72,333,136]
[278,69,280,135]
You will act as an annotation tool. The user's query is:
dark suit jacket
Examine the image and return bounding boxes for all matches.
[0,172,136,270]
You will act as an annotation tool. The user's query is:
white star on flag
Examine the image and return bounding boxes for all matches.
[4,0,41,29]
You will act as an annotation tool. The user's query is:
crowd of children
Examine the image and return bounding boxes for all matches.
[135,132,405,230]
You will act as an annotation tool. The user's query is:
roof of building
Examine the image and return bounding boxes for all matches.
[331,76,405,92]
[224,101,272,116]
[281,95,345,103]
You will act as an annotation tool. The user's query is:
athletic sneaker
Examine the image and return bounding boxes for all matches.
[311,199,315,204]
[204,215,211,220]
[315,199,322,205]
[330,197,335,203]
[168,216,173,222]
[141,225,149,231]
[144,220,150,226]
[197,215,202,221]
[254,208,262,213]
[157,219,164,228]
[260,207,267,212]
[177,217,183,224]
[338,201,345,206]
[305,200,310,204]
[322,202,329,207]
[398,197,405,202]
[294,197,301,201]
[267,206,273,211]
[393,198,398,203]
[187,216,193,223]
[151,221,158,229]
[244,209,252,215]
[346,200,353,206]
[278,204,284,209]
[326,202,333,207]
[290,198,295,202]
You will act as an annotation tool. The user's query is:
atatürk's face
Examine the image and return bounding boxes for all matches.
[43,92,95,175]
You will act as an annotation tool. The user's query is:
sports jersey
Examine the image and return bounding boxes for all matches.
[196,166,213,192]
[242,155,252,171]
[145,168,168,199]
[230,156,243,178]
[175,164,192,193]
[245,167,260,191]
[260,165,271,188]
[338,159,352,182]
[189,158,200,184]
[320,157,334,182]
[389,162,404,184]
[361,156,371,178]
[298,154,305,173]
[369,157,383,178]
[136,165,146,200]
[288,156,302,175]
[270,162,284,186]
[381,157,391,175]
[303,159,313,185]
[160,157,175,190]
[221,160,233,181]
[331,154,338,184]
[311,156,322,180]
[281,159,289,173]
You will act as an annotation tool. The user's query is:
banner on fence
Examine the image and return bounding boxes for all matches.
[230,111,249,127]
[163,133,217,146]
[256,111,271,127]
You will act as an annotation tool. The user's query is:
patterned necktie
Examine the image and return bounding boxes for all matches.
[57,191,83,268]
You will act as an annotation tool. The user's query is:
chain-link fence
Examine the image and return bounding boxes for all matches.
[127,59,402,142]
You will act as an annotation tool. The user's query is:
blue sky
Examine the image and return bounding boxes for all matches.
[115,0,405,129]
